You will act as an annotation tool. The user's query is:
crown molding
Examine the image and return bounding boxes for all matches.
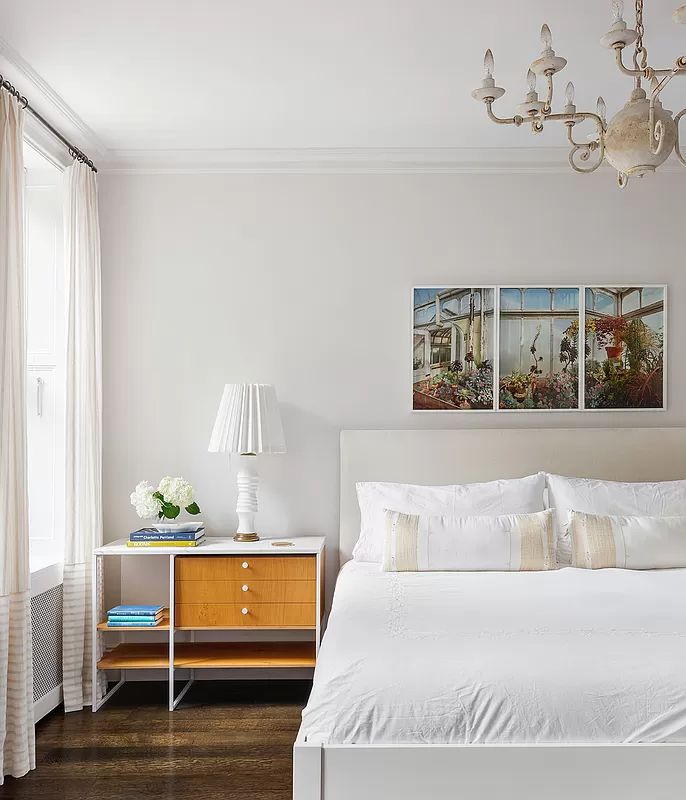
[105,147,579,174]
[103,146,686,175]
[0,37,108,161]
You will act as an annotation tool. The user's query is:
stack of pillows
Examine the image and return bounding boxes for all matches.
[352,473,686,572]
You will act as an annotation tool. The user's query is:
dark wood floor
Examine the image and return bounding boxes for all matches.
[0,680,311,800]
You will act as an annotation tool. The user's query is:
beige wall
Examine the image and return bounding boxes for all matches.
[99,171,684,603]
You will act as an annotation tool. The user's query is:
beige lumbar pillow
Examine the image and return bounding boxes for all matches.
[381,508,556,572]
[569,510,686,569]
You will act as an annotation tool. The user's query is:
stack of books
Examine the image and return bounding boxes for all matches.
[126,526,205,548]
[107,605,164,627]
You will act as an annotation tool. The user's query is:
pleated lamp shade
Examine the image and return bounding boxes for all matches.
[208,384,286,455]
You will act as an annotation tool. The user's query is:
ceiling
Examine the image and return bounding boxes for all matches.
[2,0,684,160]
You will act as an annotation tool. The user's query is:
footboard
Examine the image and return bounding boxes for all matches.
[294,729,686,800]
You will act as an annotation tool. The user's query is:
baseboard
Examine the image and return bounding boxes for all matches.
[34,683,63,723]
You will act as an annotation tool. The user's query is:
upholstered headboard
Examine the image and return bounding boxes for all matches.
[339,428,686,564]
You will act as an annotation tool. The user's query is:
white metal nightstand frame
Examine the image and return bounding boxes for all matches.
[91,536,326,712]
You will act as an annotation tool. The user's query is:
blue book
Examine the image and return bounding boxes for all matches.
[107,620,161,627]
[107,614,161,623]
[129,529,204,542]
[108,605,163,617]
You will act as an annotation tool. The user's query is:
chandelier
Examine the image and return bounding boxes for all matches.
[472,1,686,187]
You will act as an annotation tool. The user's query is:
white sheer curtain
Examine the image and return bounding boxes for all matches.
[0,91,36,781]
[62,161,104,712]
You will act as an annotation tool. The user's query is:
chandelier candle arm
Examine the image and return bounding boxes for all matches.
[615,45,686,79]
[485,100,524,127]
[542,73,555,115]
[567,122,606,174]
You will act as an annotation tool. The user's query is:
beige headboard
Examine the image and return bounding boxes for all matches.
[339,428,686,564]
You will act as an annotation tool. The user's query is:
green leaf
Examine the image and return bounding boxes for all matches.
[185,502,201,515]
[160,501,180,519]
[153,491,164,501]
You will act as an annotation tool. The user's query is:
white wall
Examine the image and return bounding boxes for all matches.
[99,171,685,603]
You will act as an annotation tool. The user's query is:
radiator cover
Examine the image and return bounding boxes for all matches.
[31,583,63,703]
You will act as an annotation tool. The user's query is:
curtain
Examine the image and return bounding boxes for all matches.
[0,91,35,781]
[62,161,104,712]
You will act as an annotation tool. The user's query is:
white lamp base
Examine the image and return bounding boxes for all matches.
[235,456,260,542]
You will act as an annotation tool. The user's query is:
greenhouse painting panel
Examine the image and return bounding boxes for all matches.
[584,286,665,410]
[413,287,495,410]
[499,287,580,410]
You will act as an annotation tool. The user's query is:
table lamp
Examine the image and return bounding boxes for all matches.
[208,384,286,542]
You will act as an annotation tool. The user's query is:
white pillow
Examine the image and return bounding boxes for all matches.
[547,474,686,565]
[570,511,686,569]
[381,508,556,572]
[353,473,546,563]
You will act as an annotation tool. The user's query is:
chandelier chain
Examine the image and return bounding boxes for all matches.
[633,0,649,73]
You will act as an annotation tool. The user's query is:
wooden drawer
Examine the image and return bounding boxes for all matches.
[175,579,315,604]
[175,555,316,582]
[175,603,316,628]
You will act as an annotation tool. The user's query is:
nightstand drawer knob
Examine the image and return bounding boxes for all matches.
[242,585,248,592]
[242,561,249,569]
[241,607,249,615]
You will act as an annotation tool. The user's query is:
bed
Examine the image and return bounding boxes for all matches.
[293,428,686,800]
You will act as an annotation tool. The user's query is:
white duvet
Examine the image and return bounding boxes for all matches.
[301,562,686,744]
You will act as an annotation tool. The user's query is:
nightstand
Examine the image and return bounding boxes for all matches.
[92,536,326,711]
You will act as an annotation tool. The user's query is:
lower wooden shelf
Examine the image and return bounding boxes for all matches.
[97,641,316,670]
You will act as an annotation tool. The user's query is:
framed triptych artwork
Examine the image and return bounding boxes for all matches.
[412,285,666,412]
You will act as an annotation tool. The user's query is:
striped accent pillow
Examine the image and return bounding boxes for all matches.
[382,508,557,572]
[569,510,686,569]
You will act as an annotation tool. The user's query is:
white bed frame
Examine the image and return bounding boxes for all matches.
[293,428,686,800]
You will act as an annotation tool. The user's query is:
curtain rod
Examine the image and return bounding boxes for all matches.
[0,74,97,173]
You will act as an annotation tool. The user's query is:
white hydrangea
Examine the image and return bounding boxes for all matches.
[158,476,194,507]
[130,481,162,519]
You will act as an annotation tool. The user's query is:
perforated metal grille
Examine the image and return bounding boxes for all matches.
[31,584,63,702]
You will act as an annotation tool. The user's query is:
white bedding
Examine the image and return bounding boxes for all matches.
[301,561,686,745]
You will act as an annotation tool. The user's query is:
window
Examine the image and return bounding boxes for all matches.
[441,297,460,317]
[24,144,65,573]
[430,329,452,366]
[595,291,615,314]
[641,287,663,307]
[641,311,664,337]
[413,333,427,372]
[553,288,578,310]
[523,289,551,311]
[414,304,435,326]
[621,290,640,314]
[500,288,521,311]
[499,318,521,376]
